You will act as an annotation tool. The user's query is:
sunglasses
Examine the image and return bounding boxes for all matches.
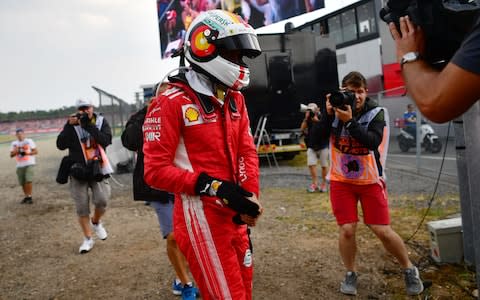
[78,106,90,111]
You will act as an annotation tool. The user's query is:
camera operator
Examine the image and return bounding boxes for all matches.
[300,103,329,193]
[389,15,480,123]
[56,99,113,254]
[313,71,424,296]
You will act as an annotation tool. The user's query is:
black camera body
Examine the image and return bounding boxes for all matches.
[380,0,480,67]
[76,112,90,128]
[306,109,315,121]
[18,148,26,157]
[69,158,104,182]
[330,90,356,110]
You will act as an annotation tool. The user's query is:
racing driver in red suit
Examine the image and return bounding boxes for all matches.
[143,10,263,300]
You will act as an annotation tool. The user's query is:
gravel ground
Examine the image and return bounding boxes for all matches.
[1,138,475,300]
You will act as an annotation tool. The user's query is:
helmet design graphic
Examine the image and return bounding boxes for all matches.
[183,10,261,90]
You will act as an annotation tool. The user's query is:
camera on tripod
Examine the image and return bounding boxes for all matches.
[329,90,356,110]
[380,0,480,68]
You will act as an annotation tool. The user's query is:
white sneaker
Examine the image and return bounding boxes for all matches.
[91,221,108,240]
[79,237,94,254]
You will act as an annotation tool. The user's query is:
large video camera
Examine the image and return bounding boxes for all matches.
[329,90,356,110]
[380,0,480,68]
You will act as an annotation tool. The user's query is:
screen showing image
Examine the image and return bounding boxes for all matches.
[157,0,324,58]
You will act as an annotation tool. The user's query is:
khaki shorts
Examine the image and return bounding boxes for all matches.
[307,147,329,167]
[16,165,34,186]
[69,177,111,216]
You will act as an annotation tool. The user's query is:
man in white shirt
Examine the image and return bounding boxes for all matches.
[10,128,38,204]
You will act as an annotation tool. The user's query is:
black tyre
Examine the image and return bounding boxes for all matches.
[398,139,410,152]
[429,140,442,153]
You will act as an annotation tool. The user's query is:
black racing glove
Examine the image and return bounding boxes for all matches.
[195,172,260,217]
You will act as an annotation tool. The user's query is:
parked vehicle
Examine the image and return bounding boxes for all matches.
[243,30,339,160]
[396,121,442,153]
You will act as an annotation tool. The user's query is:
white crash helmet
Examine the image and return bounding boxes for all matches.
[183,10,261,90]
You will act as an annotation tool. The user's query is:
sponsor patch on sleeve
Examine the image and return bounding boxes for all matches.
[182,104,204,126]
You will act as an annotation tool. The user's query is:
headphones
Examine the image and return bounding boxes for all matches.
[186,24,219,62]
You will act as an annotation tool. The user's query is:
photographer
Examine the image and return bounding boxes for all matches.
[10,128,38,204]
[389,15,480,123]
[314,71,424,296]
[56,99,113,254]
[300,103,328,193]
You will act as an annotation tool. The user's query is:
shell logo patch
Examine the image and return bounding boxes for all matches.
[182,104,204,126]
[185,107,200,122]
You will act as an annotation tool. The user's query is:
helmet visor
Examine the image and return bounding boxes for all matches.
[215,33,261,58]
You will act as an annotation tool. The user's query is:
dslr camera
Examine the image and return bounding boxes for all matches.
[329,90,356,110]
[380,0,480,68]
[18,148,26,157]
[299,103,319,120]
[75,112,90,128]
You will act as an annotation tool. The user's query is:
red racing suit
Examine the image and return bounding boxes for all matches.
[143,78,259,300]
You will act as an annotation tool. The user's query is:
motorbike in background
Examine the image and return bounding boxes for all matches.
[395,118,442,153]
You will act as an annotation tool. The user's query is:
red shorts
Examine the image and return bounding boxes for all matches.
[329,180,390,225]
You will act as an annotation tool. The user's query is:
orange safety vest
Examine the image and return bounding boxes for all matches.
[73,115,113,175]
[328,107,389,185]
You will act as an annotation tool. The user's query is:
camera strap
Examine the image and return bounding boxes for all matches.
[74,115,103,161]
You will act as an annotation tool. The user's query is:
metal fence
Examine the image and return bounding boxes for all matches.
[92,86,137,136]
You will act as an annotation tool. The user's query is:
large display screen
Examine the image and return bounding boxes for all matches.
[157,0,325,58]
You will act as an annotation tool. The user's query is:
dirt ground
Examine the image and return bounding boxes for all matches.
[0,137,477,299]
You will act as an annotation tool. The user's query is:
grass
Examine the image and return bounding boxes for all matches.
[286,151,307,167]
[0,135,14,144]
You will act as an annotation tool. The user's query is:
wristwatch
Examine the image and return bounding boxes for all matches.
[400,52,421,69]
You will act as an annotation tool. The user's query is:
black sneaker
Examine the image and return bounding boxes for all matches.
[21,197,32,204]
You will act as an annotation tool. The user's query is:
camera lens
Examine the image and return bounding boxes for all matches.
[330,91,347,108]
[330,91,356,109]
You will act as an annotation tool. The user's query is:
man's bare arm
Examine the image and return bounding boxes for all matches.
[389,16,480,123]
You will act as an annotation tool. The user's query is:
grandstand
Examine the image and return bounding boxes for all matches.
[0,118,65,135]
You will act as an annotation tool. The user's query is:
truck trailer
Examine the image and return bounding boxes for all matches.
[243,28,339,160]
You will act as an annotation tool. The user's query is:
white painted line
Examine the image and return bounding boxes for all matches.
[389,154,457,161]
